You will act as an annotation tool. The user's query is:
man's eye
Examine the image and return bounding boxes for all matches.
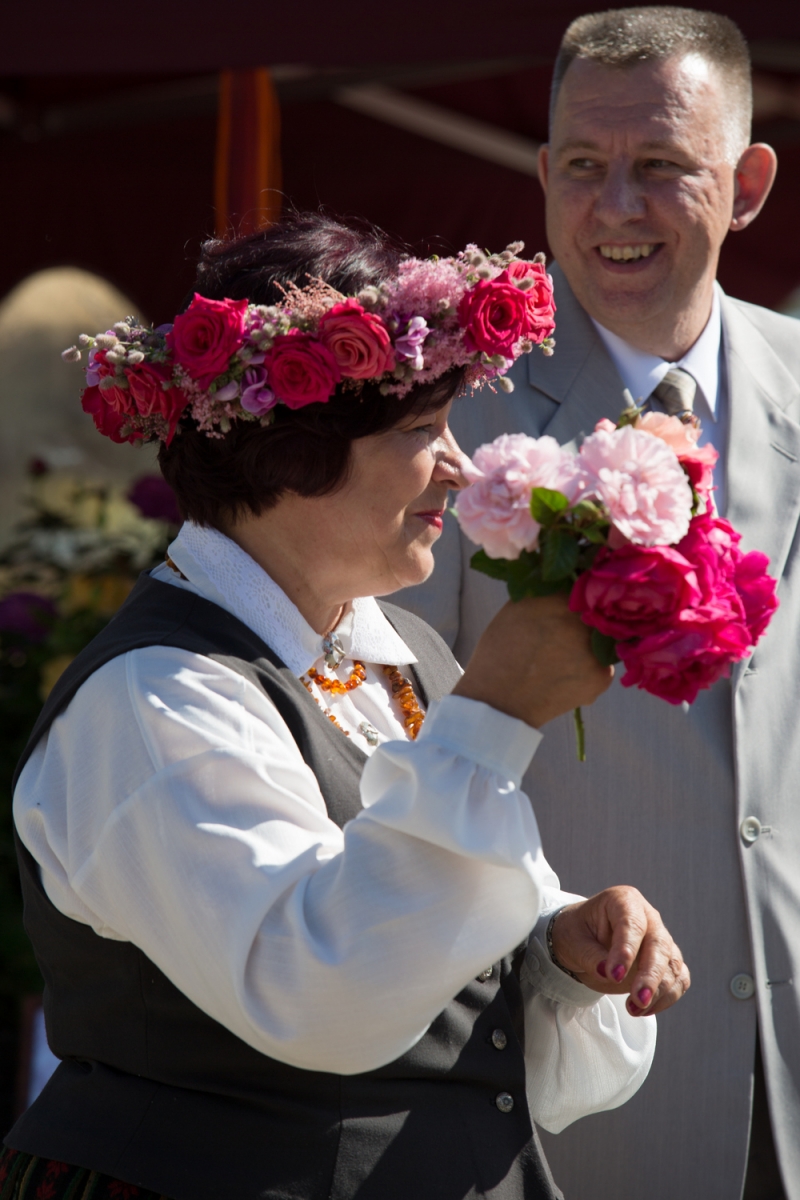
[645,159,677,170]
[569,158,599,171]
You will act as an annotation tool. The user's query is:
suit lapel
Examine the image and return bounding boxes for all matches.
[721,294,800,686]
[530,263,631,446]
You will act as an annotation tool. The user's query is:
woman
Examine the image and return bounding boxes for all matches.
[5,214,689,1200]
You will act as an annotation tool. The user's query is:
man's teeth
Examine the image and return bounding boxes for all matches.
[599,244,657,261]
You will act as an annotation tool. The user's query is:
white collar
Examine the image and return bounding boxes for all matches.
[590,284,722,420]
[167,522,417,677]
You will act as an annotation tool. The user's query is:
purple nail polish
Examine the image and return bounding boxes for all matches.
[627,1000,640,1015]
[597,960,607,978]
[611,963,626,983]
[638,987,653,1007]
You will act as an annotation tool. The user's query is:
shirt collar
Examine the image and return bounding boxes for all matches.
[167,522,417,676]
[590,284,722,420]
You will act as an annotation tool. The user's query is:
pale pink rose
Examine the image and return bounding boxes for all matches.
[455,433,585,559]
[634,411,718,499]
[594,418,617,434]
[317,300,395,379]
[579,424,693,546]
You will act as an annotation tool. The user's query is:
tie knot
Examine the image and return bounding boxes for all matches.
[653,367,696,418]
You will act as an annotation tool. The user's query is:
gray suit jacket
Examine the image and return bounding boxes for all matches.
[395,265,800,1200]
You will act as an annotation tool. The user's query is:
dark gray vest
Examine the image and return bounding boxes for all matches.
[7,575,562,1200]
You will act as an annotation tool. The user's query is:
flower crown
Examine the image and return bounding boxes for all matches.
[63,242,556,446]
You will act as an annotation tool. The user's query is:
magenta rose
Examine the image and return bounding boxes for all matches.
[81,385,142,444]
[680,444,718,499]
[168,293,248,388]
[675,513,745,622]
[264,330,341,409]
[618,618,751,705]
[126,364,190,444]
[458,275,539,357]
[504,261,556,343]
[734,551,779,642]
[569,544,702,640]
[318,300,395,379]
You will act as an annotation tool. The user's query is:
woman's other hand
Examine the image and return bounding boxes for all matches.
[453,593,613,728]
[550,886,691,1016]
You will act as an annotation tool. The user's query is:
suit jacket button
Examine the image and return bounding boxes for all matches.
[495,1091,514,1113]
[476,967,493,982]
[740,816,762,844]
[491,1029,508,1050]
[730,973,755,1000]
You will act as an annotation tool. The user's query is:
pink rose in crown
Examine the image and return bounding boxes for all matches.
[265,329,341,409]
[168,294,248,388]
[579,424,693,547]
[81,386,143,444]
[455,433,585,559]
[318,300,395,379]
[458,273,546,358]
[618,618,751,704]
[126,363,191,444]
[734,551,780,642]
[570,544,702,640]
[503,261,557,343]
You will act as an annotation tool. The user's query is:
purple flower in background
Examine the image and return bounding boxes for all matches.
[394,316,430,371]
[85,346,103,387]
[127,474,181,525]
[240,366,277,416]
[0,592,57,643]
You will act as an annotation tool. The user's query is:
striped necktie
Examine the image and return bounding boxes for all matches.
[652,367,697,421]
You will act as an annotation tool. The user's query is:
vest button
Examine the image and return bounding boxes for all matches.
[491,1029,508,1051]
[730,973,755,1000]
[495,1091,514,1113]
[476,967,493,982]
[740,816,762,844]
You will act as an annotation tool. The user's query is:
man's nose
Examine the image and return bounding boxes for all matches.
[593,161,647,225]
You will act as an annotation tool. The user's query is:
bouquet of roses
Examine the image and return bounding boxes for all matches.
[454,405,779,759]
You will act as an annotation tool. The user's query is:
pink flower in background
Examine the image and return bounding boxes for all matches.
[318,300,395,378]
[618,618,750,704]
[580,424,692,546]
[734,551,779,642]
[240,366,277,416]
[455,433,585,559]
[265,330,341,408]
[570,544,701,640]
[168,294,248,388]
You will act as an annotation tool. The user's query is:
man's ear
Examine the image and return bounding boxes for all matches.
[730,143,778,231]
[538,144,550,195]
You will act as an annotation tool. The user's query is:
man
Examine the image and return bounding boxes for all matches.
[396,9,800,1200]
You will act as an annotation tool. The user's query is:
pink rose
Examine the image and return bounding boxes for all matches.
[81,385,143,444]
[126,364,190,444]
[734,551,779,642]
[168,293,248,388]
[579,424,693,546]
[634,411,718,499]
[317,300,395,379]
[503,261,556,343]
[618,618,750,704]
[265,330,341,409]
[458,274,541,358]
[569,544,702,639]
[455,433,585,559]
[675,513,743,621]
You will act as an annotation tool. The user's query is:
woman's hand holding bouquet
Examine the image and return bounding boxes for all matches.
[455,404,779,759]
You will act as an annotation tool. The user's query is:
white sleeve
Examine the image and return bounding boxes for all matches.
[15,649,550,1076]
[520,896,657,1132]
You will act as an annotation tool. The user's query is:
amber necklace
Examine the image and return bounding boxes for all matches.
[300,661,425,742]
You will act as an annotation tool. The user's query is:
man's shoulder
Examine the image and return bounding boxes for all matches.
[723,294,800,366]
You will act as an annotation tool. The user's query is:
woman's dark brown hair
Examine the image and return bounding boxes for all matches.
[159,213,466,529]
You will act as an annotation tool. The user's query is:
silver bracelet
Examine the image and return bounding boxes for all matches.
[546,911,582,981]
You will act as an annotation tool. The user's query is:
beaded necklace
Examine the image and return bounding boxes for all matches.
[300,661,425,742]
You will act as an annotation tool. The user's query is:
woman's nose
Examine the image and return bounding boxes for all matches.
[432,426,480,492]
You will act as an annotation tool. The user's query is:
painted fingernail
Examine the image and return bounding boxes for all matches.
[596,960,607,978]
[637,987,653,1007]
[627,998,640,1015]
[612,964,626,983]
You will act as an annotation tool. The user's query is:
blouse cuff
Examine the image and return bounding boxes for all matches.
[522,936,601,1008]
[417,695,542,784]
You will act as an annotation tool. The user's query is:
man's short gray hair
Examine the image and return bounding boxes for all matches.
[550,7,752,162]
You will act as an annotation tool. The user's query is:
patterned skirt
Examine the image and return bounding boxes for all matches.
[0,1147,173,1200]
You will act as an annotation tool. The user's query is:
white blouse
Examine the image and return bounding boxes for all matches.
[14,522,655,1135]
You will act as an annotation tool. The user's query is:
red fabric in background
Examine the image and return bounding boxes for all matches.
[0,65,798,320]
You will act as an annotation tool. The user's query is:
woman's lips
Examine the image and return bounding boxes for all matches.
[415,510,445,530]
